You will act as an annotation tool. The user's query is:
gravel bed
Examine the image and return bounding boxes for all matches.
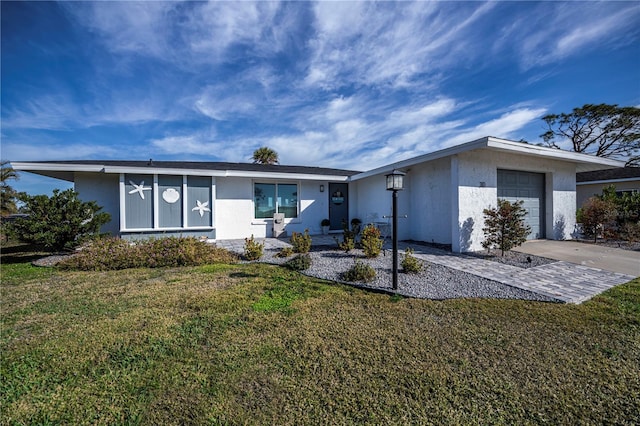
[252,247,559,302]
[32,254,74,267]
[467,250,555,268]
[33,244,559,302]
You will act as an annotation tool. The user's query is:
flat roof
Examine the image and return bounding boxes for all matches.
[11,160,360,182]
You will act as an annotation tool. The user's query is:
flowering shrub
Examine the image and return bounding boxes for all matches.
[59,237,237,271]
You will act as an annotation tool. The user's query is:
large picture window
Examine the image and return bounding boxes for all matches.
[254,183,298,219]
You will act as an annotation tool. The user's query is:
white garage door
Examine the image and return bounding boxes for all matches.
[497,170,545,239]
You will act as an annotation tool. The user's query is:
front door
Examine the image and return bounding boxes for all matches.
[329,183,349,230]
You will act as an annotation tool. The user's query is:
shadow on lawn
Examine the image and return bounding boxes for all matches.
[0,243,52,264]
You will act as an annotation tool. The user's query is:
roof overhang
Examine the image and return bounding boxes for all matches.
[350,136,626,181]
[11,162,352,182]
[576,177,640,186]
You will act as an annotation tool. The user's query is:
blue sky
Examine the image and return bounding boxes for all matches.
[2,1,639,195]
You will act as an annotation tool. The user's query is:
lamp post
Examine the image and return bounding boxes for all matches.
[385,170,405,290]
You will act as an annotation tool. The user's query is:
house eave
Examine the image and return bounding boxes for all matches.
[11,162,105,182]
[576,177,640,186]
[12,162,351,182]
[349,136,626,181]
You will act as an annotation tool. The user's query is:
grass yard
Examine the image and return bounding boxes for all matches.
[1,243,639,425]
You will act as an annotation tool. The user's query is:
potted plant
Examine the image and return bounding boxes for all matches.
[321,218,330,235]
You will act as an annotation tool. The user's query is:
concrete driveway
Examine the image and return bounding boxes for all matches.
[514,240,640,277]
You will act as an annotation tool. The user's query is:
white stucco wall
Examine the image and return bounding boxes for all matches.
[407,158,451,244]
[353,174,412,240]
[74,172,120,236]
[452,150,577,252]
[215,177,335,239]
[546,169,577,240]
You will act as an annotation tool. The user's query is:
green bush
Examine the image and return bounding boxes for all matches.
[335,219,358,253]
[342,260,376,282]
[401,247,423,274]
[361,224,382,258]
[482,199,531,256]
[590,185,640,242]
[59,237,237,271]
[290,229,312,253]
[10,189,111,252]
[244,235,264,260]
[620,222,640,242]
[285,253,312,271]
[276,246,294,258]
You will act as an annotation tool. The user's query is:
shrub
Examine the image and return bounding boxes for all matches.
[361,224,382,258]
[276,246,294,258]
[593,185,640,242]
[335,219,358,253]
[244,235,264,260]
[10,189,111,252]
[620,222,640,242]
[290,229,312,253]
[580,196,618,243]
[401,247,423,274]
[482,199,531,256]
[350,218,362,234]
[342,260,376,282]
[59,237,237,271]
[285,253,312,271]
[321,218,330,227]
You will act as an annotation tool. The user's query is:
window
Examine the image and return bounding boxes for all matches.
[616,189,638,197]
[254,183,298,219]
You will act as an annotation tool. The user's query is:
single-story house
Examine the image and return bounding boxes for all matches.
[576,167,640,208]
[12,136,625,252]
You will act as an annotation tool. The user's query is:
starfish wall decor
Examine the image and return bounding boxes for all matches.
[192,200,211,217]
[128,180,152,199]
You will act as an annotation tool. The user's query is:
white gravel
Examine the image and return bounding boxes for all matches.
[251,247,559,302]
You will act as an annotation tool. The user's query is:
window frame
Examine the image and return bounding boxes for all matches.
[253,181,300,220]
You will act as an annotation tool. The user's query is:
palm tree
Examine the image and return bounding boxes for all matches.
[1,160,19,216]
[251,147,279,165]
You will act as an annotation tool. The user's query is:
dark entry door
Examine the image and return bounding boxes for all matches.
[329,183,349,230]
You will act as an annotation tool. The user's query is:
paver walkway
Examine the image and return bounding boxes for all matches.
[216,235,636,304]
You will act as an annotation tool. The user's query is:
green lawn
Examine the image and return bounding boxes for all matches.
[1,244,639,425]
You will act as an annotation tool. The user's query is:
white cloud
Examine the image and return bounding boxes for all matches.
[61,2,175,57]
[441,108,547,149]
[305,1,497,89]
[506,2,640,69]
[2,142,117,161]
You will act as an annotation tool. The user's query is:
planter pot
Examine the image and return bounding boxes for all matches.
[322,226,330,235]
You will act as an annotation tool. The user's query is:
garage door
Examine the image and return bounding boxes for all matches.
[497,170,545,239]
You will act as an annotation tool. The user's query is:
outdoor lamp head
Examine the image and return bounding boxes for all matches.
[386,170,405,191]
